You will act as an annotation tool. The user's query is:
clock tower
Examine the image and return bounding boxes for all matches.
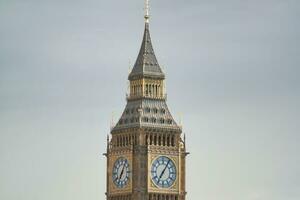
[105,1,187,200]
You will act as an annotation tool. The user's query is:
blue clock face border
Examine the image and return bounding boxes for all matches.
[151,156,177,188]
[112,157,131,188]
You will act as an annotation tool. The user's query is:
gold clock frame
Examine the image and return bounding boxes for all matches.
[109,152,133,194]
[148,154,179,194]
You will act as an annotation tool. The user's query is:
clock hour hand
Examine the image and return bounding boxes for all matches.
[114,176,118,182]
[159,160,171,179]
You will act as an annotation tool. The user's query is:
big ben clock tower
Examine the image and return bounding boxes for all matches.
[105,1,187,200]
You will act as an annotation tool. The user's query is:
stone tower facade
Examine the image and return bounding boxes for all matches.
[105,2,187,200]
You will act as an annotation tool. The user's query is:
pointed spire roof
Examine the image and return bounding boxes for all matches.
[111,1,181,133]
[128,23,165,80]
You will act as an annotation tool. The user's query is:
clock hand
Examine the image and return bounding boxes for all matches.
[159,160,171,179]
[114,176,119,182]
[119,164,125,180]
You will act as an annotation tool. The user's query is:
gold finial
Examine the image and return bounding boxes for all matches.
[127,60,131,96]
[106,134,110,149]
[144,0,150,23]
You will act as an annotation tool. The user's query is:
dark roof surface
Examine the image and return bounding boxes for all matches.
[113,22,179,132]
[112,99,181,132]
[128,23,165,80]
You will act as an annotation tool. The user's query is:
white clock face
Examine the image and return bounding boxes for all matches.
[112,157,130,188]
[151,156,177,188]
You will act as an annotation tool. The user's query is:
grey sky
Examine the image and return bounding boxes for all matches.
[0,0,299,200]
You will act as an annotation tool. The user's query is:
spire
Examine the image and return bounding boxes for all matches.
[111,1,181,132]
[128,1,165,81]
[144,0,150,23]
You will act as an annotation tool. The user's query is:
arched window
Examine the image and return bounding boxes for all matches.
[143,117,149,122]
[158,135,161,146]
[152,85,155,96]
[140,84,141,95]
[171,136,175,147]
[151,117,156,123]
[145,107,150,113]
[145,134,148,145]
[133,85,135,95]
[158,85,161,97]
[134,135,137,145]
[167,135,170,146]
[149,84,152,96]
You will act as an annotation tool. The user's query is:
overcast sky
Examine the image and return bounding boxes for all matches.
[0,0,299,200]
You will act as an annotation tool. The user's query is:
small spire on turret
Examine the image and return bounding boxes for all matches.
[144,0,150,23]
[106,135,109,147]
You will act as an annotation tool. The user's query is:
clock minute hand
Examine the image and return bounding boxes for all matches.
[119,165,125,179]
[159,160,171,179]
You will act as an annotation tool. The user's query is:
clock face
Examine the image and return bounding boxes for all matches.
[151,156,177,188]
[112,157,130,188]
